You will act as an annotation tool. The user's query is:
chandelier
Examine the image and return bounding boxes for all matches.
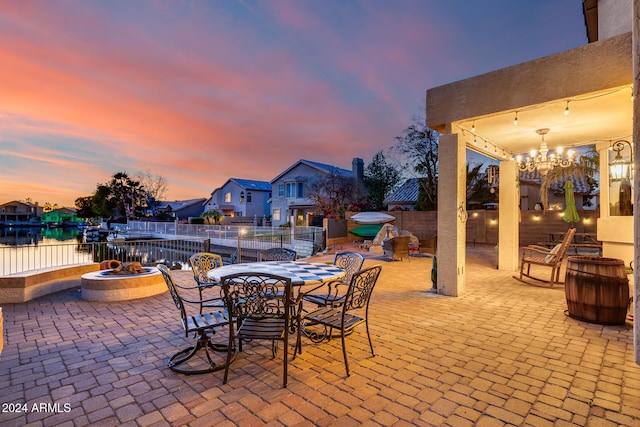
[516,128,575,176]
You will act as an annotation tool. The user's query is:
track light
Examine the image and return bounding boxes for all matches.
[564,101,570,115]
[513,112,518,125]
[471,121,475,132]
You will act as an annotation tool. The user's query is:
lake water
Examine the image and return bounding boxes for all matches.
[0,226,82,246]
[0,227,89,276]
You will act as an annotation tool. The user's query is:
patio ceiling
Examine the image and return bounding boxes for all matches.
[456,85,633,160]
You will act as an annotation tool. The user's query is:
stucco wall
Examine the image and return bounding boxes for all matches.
[599,0,632,40]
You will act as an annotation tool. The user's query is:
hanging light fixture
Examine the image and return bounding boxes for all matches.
[516,128,575,176]
[609,140,633,181]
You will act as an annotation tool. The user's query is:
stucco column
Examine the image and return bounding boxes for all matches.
[498,160,520,270]
[633,0,640,365]
[437,133,466,296]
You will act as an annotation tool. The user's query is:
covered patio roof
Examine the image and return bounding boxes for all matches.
[427,32,632,158]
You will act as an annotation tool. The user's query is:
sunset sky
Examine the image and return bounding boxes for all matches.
[0,1,587,207]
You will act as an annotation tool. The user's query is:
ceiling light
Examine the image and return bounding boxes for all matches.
[516,128,575,176]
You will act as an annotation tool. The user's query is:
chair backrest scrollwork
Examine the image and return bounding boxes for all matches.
[343,265,382,312]
[221,273,292,319]
[258,247,297,262]
[189,253,223,285]
[334,251,365,283]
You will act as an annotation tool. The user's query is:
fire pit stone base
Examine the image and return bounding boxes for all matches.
[81,266,166,302]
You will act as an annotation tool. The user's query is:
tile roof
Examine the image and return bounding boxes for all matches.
[229,178,272,191]
[518,170,593,194]
[384,178,419,204]
[157,198,207,210]
[300,159,352,176]
[270,159,352,183]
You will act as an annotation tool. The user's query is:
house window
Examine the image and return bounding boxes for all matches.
[283,181,304,198]
[224,192,231,203]
[278,184,284,197]
[240,191,245,204]
[272,209,281,221]
[285,183,294,198]
[247,192,252,202]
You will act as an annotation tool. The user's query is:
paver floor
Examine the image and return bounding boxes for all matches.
[1,244,639,426]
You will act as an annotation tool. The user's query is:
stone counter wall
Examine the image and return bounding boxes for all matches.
[0,264,99,304]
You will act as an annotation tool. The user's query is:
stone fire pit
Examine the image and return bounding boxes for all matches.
[81,262,166,302]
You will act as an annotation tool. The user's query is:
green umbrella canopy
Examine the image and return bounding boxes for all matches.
[563,180,580,224]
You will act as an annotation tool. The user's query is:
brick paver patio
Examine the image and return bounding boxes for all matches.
[1,245,638,426]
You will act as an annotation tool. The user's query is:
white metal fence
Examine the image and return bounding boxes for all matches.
[0,238,207,277]
[1,222,326,276]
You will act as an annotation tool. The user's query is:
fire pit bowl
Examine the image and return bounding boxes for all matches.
[81,265,166,302]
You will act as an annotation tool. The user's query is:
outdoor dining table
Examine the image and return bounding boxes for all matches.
[207,260,346,289]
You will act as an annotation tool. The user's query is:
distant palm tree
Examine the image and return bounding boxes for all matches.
[466,163,496,209]
[201,210,223,225]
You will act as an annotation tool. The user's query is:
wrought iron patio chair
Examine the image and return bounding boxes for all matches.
[188,252,224,312]
[158,264,232,375]
[258,247,297,262]
[514,227,576,287]
[303,265,382,376]
[302,251,365,308]
[220,272,295,388]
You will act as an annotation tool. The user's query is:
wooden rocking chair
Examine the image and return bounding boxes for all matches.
[514,228,576,287]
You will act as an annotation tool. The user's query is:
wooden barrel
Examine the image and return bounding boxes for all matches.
[565,256,630,325]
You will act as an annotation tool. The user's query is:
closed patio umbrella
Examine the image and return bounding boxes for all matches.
[563,180,580,225]
[350,212,395,224]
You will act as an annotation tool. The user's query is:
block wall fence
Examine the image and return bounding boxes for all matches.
[344,209,599,247]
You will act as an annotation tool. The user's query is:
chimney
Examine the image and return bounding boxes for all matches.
[352,157,364,181]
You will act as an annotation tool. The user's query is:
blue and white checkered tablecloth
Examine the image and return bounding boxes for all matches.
[207,261,345,286]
